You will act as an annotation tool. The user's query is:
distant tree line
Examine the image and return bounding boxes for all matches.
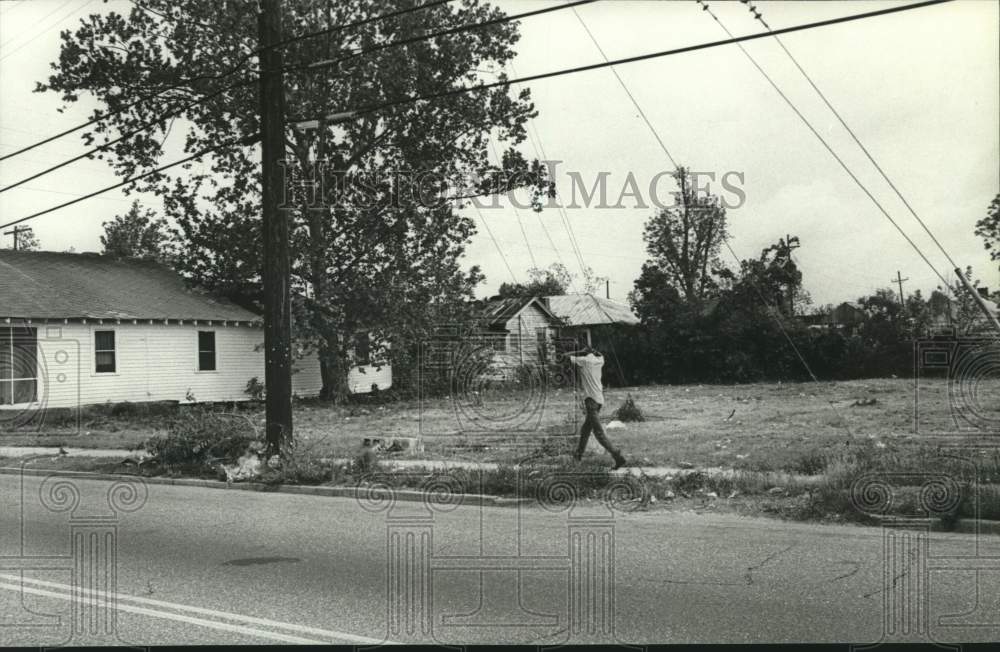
[617,173,999,385]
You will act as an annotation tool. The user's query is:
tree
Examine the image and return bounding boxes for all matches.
[974,193,1000,261]
[100,200,169,260]
[716,235,805,318]
[41,0,550,401]
[639,166,728,304]
[1,227,39,251]
[497,263,573,298]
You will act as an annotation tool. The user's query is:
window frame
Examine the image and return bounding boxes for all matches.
[0,325,39,407]
[197,330,217,373]
[93,328,118,376]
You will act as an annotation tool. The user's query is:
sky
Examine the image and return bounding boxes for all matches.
[0,0,997,307]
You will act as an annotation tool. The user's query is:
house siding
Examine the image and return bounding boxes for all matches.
[11,322,323,410]
[503,303,555,367]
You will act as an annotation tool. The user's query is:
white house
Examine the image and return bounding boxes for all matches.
[0,251,389,414]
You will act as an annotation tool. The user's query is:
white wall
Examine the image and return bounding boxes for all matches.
[16,322,323,410]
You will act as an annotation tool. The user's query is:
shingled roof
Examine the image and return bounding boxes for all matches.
[0,250,260,322]
[542,294,640,326]
[481,296,560,329]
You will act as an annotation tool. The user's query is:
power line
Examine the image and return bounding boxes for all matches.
[738,0,963,274]
[287,0,596,75]
[291,0,949,124]
[0,77,256,193]
[570,4,679,169]
[0,134,258,231]
[0,0,450,164]
[472,203,518,284]
[0,0,84,62]
[3,0,948,229]
[487,139,537,270]
[505,61,579,291]
[696,0,954,293]
[564,0,854,435]
[1,0,589,190]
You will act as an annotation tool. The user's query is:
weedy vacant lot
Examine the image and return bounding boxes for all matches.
[3,377,998,469]
[5,377,999,525]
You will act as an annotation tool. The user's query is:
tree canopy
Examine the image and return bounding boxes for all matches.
[496,262,573,298]
[40,0,550,398]
[101,199,169,260]
[638,166,729,305]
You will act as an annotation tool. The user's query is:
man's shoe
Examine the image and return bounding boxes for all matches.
[612,457,628,470]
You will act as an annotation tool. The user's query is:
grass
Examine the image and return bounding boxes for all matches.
[5,377,992,467]
[4,377,1000,526]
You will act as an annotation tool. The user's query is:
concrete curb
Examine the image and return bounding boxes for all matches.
[0,466,530,508]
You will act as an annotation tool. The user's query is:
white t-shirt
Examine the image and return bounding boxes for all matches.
[569,353,605,405]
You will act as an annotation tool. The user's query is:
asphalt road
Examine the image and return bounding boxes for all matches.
[1,472,998,645]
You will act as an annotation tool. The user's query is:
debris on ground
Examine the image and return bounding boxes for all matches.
[222,453,261,483]
[678,461,695,469]
[767,486,786,495]
[613,394,645,422]
[606,420,627,430]
[851,398,878,407]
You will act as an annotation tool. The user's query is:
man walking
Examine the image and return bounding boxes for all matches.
[567,345,627,469]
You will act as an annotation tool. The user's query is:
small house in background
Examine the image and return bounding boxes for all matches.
[1,251,345,417]
[829,301,866,332]
[480,296,562,368]
[542,294,640,346]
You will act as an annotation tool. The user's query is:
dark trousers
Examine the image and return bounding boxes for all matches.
[575,397,624,462]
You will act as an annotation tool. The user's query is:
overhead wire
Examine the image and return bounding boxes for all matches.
[695,0,954,294]
[0,0,452,163]
[2,0,948,230]
[737,0,964,282]
[488,138,537,270]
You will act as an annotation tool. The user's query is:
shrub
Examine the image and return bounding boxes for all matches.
[245,377,265,401]
[613,394,645,422]
[142,407,261,475]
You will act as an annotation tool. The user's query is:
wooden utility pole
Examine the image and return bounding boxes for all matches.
[892,271,908,306]
[3,225,30,251]
[605,278,610,300]
[259,0,292,455]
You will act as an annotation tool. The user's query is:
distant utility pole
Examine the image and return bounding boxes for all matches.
[784,234,800,316]
[3,225,30,250]
[605,278,610,300]
[259,0,293,455]
[892,271,908,306]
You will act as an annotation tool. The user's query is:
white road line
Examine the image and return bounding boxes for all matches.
[0,581,324,644]
[0,573,392,645]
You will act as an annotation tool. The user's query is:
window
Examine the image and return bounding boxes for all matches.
[491,334,507,352]
[198,331,217,371]
[94,330,116,374]
[354,332,370,366]
[0,326,37,405]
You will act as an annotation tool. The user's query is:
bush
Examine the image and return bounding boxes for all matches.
[613,394,645,422]
[245,377,265,401]
[142,407,261,475]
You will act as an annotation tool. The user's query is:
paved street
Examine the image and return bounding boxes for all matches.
[1,471,998,645]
